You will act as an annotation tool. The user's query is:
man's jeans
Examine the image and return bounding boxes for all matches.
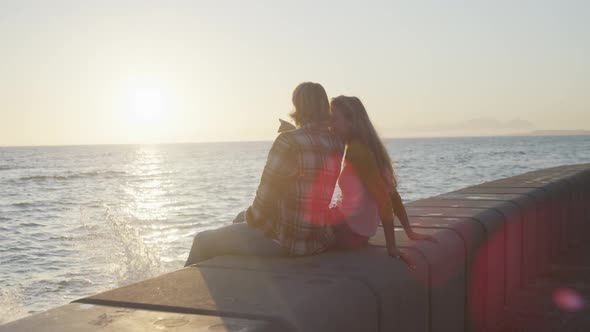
[184,213,284,266]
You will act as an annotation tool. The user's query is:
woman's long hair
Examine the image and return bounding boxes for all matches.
[331,96,397,190]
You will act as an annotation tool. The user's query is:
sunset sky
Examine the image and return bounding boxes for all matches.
[1,0,588,146]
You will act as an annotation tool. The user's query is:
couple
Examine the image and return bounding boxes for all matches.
[185,82,434,267]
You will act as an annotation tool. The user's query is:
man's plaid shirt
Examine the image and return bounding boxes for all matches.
[246,122,344,255]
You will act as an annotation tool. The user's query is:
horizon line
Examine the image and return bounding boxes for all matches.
[2,132,589,148]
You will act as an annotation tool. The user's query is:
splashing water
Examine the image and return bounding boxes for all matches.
[103,208,164,285]
[76,206,165,288]
[0,288,28,325]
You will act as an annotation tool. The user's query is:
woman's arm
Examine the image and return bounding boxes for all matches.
[246,132,295,225]
[390,190,411,234]
[391,190,437,242]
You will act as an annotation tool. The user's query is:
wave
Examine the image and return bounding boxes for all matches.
[18,222,43,228]
[10,202,35,208]
[9,201,70,211]
[18,170,128,182]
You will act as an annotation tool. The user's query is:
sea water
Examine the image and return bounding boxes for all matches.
[1,135,589,323]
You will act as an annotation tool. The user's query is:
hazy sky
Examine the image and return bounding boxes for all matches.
[1,0,588,146]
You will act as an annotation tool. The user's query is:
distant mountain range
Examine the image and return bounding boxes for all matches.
[527,130,590,136]
[380,117,590,138]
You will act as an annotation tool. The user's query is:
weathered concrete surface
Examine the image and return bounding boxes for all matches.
[454,187,552,275]
[498,243,590,332]
[370,227,466,332]
[196,247,430,332]
[476,179,571,255]
[432,193,539,285]
[408,199,523,303]
[76,267,379,332]
[405,206,506,331]
[490,169,589,248]
[0,303,285,332]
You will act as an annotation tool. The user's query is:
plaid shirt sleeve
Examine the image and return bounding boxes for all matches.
[246,133,296,233]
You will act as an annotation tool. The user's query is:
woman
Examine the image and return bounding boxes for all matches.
[329,96,435,264]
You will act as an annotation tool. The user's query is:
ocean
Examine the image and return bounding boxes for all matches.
[1,135,589,324]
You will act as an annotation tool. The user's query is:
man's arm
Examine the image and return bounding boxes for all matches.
[246,133,295,226]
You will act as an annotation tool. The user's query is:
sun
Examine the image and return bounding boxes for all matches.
[117,79,177,143]
[127,87,166,123]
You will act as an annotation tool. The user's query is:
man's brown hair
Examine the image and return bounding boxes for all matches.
[289,82,330,126]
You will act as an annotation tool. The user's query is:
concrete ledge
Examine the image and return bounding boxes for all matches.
[453,187,552,275]
[404,206,506,331]
[4,164,590,332]
[196,249,429,332]
[500,242,590,331]
[432,193,538,284]
[371,227,466,332]
[477,179,571,255]
[407,199,523,302]
[0,303,285,332]
[75,266,379,332]
[394,215,487,332]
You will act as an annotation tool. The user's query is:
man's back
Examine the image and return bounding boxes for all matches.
[247,122,344,255]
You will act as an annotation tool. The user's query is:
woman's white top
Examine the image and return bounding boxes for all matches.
[334,160,380,237]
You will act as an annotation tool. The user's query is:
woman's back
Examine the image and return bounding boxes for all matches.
[336,159,381,237]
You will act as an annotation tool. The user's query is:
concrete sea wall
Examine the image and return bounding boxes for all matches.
[3,164,590,332]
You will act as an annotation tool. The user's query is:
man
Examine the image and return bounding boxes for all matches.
[185,82,344,265]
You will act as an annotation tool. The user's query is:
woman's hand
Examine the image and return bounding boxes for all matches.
[387,246,415,270]
[408,231,438,243]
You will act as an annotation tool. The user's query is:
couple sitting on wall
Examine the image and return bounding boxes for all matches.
[185,82,434,268]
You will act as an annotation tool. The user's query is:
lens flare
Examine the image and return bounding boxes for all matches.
[303,154,343,225]
[553,287,585,312]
